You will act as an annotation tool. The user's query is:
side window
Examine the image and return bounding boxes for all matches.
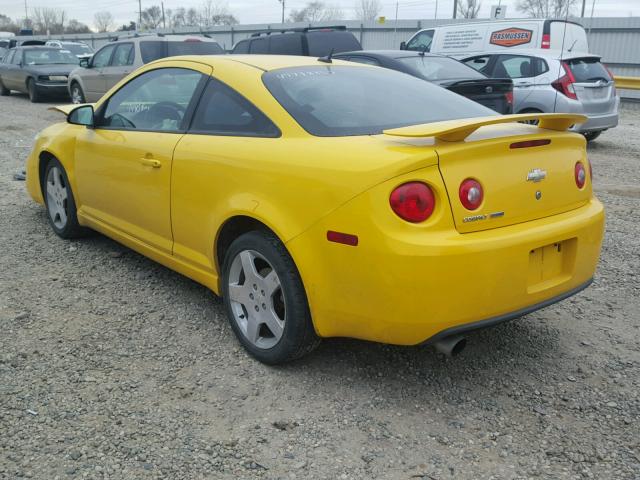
[269,34,303,55]
[533,57,549,76]
[233,40,249,54]
[11,50,21,65]
[348,56,381,66]
[249,38,268,54]
[494,55,534,79]
[99,68,204,132]
[189,78,279,137]
[112,43,134,67]
[406,30,434,52]
[92,45,115,68]
[464,55,492,74]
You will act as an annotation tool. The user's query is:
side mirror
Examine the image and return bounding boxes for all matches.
[399,41,407,50]
[79,58,90,68]
[67,105,94,127]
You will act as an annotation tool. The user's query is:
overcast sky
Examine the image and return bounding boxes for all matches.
[0,0,638,30]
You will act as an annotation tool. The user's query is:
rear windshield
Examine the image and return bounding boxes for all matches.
[24,48,77,65]
[566,58,611,83]
[397,56,485,81]
[140,40,224,63]
[306,31,362,56]
[63,43,93,55]
[263,65,493,137]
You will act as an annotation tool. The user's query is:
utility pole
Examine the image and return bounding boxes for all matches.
[24,0,28,25]
[138,0,142,31]
[453,0,458,19]
[434,0,438,20]
[278,0,285,24]
[581,0,587,17]
[161,1,166,28]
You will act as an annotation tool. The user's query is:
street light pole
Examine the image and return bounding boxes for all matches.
[278,0,285,24]
[453,0,458,19]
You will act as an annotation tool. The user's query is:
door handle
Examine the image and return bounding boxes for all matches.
[140,158,161,168]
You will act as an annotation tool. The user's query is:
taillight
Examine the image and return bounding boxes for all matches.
[551,62,577,100]
[389,182,435,223]
[541,33,551,49]
[505,90,513,105]
[459,178,483,210]
[575,162,586,189]
[604,65,617,96]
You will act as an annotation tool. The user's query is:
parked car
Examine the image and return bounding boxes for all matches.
[67,34,224,103]
[45,40,94,61]
[334,50,513,114]
[0,46,77,102]
[462,49,618,141]
[401,19,588,57]
[26,55,604,364]
[231,26,361,56]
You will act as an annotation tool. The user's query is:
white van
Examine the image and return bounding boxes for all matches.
[401,19,588,57]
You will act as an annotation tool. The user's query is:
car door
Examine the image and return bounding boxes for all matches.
[171,77,280,272]
[74,64,210,254]
[82,44,115,101]
[102,42,134,92]
[0,50,17,89]
[491,55,547,112]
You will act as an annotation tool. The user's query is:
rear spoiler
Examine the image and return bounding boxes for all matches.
[383,113,587,142]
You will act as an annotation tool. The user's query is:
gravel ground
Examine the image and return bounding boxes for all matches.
[0,93,639,480]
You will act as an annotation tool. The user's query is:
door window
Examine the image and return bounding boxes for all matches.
[98,68,204,132]
[112,43,134,66]
[249,38,268,54]
[406,30,434,52]
[464,55,492,74]
[232,40,249,54]
[11,50,22,65]
[91,45,115,68]
[494,55,535,79]
[189,78,279,137]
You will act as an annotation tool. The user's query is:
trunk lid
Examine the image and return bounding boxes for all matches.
[435,129,591,233]
[440,78,513,114]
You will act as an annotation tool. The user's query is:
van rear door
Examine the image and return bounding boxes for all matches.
[546,21,588,52]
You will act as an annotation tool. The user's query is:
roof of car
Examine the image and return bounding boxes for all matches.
[334,50,446,59]
[463,48,600,60]
[153,54,364,71]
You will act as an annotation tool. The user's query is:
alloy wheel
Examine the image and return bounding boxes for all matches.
[71,85,83,104]
[227,249,286,349]
[46,166,69,229]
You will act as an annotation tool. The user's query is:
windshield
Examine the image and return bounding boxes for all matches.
[398,56,485,81]
[24,48,77,65]
[263,65,494,137]
[565,57,611,83]
[63,43,93,55]
[140,40,224,63]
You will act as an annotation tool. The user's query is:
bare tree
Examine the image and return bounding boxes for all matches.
[32,7,66,34]
[170,7,187,27]
[199,0,238,26]
[0,14,21,34]
[185,8,200,26]
[517,0,577,17]
[353,0,381,21]
[66,19,91,34]
[289,2,343,22]
[94,11,115,32]
[457,0,482,18]
[141,5,163,29]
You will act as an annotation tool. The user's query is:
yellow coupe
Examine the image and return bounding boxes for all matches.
[25,55,604,363]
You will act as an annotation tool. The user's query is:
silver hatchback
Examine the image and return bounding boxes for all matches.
[462,49,618,141]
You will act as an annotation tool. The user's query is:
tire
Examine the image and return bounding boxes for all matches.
[518,108,543,125]
[583,131,602,142]
[221,230,320,364]
[43,158,86,239]
[27,79,41,103]
[70,82,85,104]
[0,79,9,96]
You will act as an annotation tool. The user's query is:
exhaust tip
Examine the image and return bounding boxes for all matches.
[434,335,467,357]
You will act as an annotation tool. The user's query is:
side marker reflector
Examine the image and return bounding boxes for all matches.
[327,231,358,246]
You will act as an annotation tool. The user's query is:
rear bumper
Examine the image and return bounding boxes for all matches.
[288,174,605,346]
[569,96,620,133]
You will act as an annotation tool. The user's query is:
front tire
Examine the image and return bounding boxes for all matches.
[221,230,319,364]
[43,158,85,239]
[0,79,9,96]
[70,82,85,104]
[27,79,41,103]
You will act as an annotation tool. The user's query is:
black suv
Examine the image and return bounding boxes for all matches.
[231,26,361,57]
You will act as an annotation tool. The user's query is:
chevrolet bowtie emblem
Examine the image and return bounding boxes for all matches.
[527,168,547,182]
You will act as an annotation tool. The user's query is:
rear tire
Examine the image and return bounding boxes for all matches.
[70,82,85,104]
[518,108,543,125]
[583,131,602,142]
[43,158,86,239]
[221,230,320,364]
[27,79,41,103]
[0,79,9,96]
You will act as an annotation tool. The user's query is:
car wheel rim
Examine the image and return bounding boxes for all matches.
[227,249,285,350]
[45,166,69,229]
[71,86,82,104]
